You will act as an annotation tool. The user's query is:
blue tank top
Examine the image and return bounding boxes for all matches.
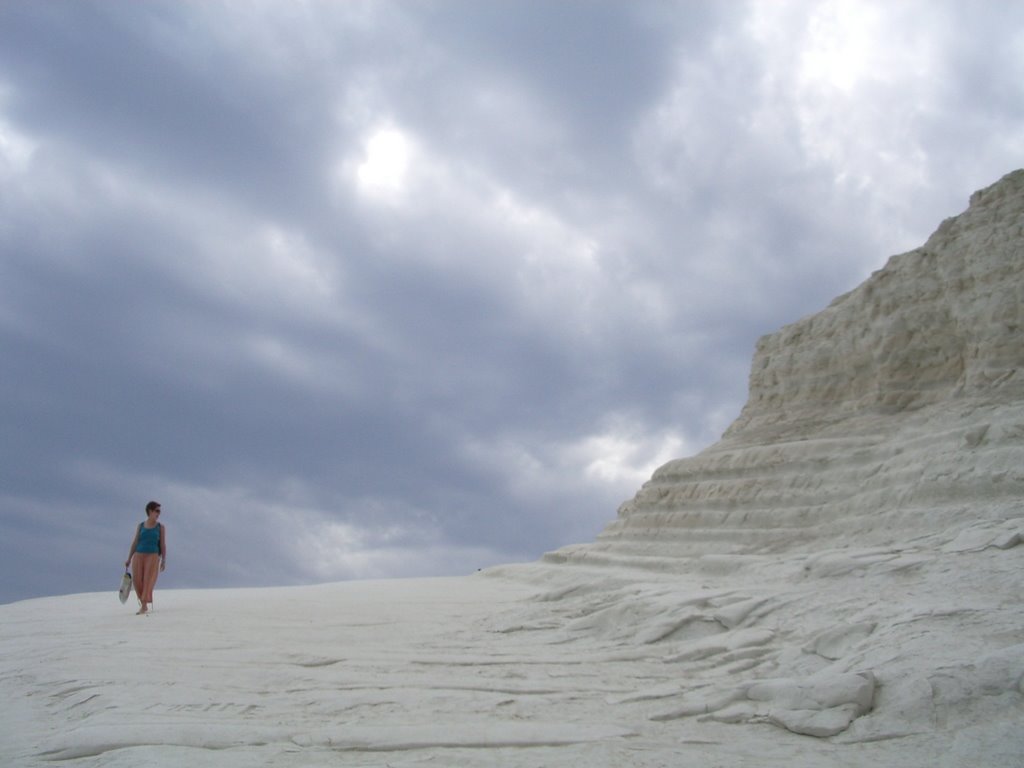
[136,523,161,554]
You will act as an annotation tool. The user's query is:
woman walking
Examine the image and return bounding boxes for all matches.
[125,501,167,615]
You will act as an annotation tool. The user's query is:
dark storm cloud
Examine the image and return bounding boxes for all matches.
[1,0,1021,603]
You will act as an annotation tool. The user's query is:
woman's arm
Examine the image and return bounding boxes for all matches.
[160,524,167,571]
[125,524,140,567]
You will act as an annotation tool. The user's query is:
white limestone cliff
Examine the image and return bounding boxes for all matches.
[509,170,1024,751]
[552,168,1024,566]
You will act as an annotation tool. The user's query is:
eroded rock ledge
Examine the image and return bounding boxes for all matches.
[503,172,1024,749]
[550,169,1024,568]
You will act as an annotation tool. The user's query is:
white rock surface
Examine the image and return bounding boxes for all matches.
[528,168,1024,752]
[575,170,1024,563]
[1,171,1022,766]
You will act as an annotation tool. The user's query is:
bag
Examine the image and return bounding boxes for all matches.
[118,569,133,604]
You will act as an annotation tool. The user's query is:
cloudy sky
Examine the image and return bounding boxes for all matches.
[1,1,1021,604]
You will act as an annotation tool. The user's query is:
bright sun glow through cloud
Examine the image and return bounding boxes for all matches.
[799,0,884,93]
[356,125,413,201]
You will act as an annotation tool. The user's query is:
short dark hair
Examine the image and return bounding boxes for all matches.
[145,500,161,513]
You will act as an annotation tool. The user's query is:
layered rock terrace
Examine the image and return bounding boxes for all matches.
[510,171,1024,748]
[549,169,1024,570]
